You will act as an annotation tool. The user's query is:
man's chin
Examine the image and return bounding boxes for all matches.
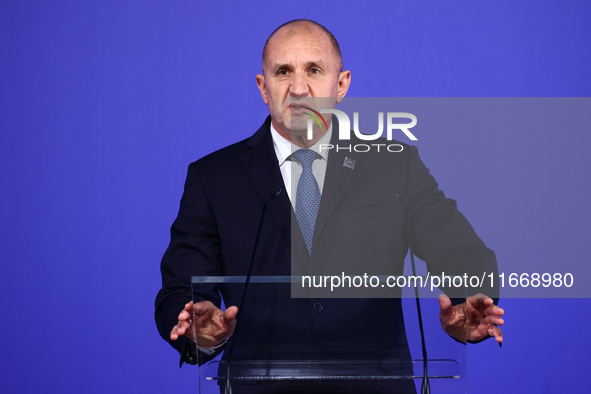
[288,119,309,136]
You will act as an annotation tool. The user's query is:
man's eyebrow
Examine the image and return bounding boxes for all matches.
[271,63,293,72]
[270,60,327,72]
[303,60,326,69]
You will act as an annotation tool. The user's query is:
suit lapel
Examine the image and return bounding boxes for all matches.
[240,117,310,273]
[312,124,364,254]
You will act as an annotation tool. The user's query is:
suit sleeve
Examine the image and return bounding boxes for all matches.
[404,145,499,301]
[155,162,225,366]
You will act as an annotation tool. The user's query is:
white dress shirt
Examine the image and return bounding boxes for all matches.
[270,122,332,205]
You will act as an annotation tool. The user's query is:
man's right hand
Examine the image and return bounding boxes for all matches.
[170,301,238,348]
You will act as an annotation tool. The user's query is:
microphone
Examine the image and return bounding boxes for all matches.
[224,186,282,394]
[396,192,430,394]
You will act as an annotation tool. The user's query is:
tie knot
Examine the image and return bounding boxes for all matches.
[292,149,318,169]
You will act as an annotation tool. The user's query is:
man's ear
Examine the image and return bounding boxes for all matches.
[336,70,351,103]
[256,74,268,105]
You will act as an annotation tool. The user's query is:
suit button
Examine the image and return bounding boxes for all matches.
[313,303,323,313]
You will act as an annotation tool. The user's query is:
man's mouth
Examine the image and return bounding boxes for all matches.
[289,104,308,114]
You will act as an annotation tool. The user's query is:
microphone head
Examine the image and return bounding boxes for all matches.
[268,186,282,200]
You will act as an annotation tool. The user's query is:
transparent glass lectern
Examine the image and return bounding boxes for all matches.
[192,275,467,393]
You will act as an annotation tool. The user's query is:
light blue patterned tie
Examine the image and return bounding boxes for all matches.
[293,149,321,255]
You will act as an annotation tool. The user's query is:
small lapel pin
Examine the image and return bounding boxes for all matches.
[343,157,356,170]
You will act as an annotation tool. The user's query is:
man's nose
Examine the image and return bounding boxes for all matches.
[289,72,310,97]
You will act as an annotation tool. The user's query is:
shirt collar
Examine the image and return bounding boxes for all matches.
[270,122,332,165]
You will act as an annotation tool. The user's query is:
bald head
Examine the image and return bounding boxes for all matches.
[262,19,343,74]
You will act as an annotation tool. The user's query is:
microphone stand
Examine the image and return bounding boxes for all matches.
[224,187,282,394]
[397,192,430,394]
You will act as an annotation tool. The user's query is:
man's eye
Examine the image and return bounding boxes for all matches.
[309,68,321,74]
[277,69,289,76]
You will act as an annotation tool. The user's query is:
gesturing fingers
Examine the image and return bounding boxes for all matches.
[171,320,189,340]
[484,304,504,317]
[170,324,179,340]
[480,313,505,327]
[170,302,198,342]
[488,324,504,344]
[466,294,493,310]
[467,295,504,319]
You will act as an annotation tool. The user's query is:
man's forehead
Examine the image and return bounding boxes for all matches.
[269,24,330,48]
[266,30,332,61]
[261,21,342,73]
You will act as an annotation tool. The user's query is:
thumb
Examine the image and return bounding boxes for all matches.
[438,293,453,318]
[223,306,239,325]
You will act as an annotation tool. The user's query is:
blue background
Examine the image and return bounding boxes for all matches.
[1,1,590,393]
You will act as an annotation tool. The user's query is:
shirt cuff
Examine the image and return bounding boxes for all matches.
[193,338,228,355]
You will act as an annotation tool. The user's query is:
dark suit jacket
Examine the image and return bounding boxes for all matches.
[155,116,497,379]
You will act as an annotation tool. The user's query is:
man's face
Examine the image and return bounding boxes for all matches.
[256,27,351,144]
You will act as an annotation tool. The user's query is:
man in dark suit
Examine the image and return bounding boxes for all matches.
[155,19,504,393]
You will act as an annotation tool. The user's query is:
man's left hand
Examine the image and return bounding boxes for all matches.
[438,293,504,344]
